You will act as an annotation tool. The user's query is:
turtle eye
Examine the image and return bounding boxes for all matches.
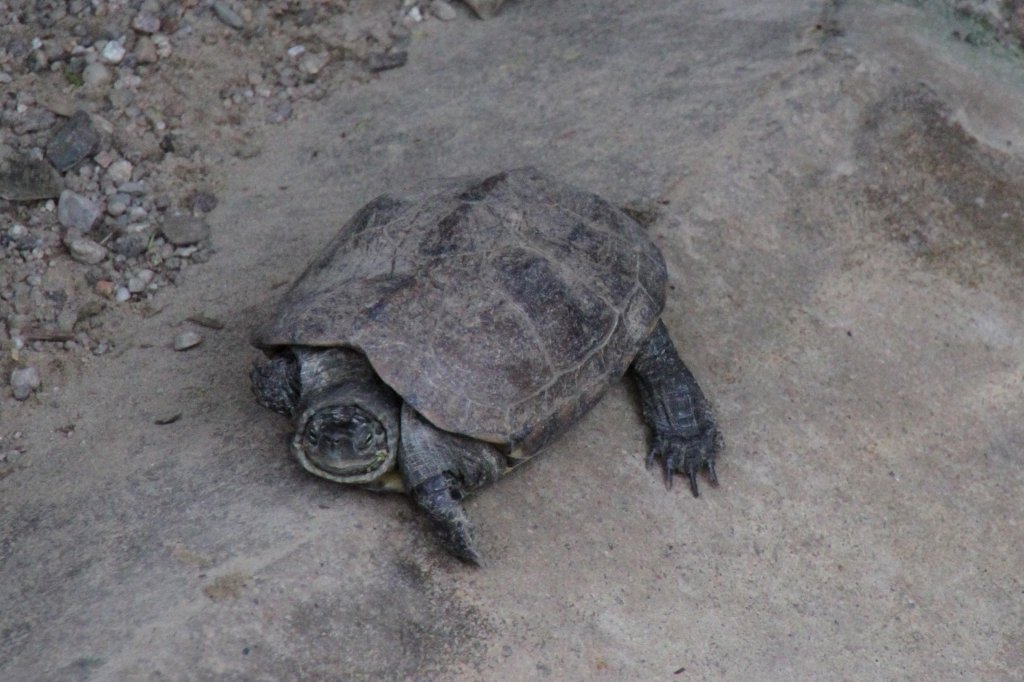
[306,427,319,444]
[361,431,374,447]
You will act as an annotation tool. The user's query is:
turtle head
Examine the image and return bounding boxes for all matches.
[293,404,395,485]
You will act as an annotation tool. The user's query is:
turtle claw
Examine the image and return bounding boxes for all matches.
[648,430,720,496]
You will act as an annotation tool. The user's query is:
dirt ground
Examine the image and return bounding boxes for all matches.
[2,0,1023,680]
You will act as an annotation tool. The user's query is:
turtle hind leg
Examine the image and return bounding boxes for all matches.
[251,351,300,417]
[630,320,721,496]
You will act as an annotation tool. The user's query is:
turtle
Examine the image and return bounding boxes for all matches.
[250,167,720,564]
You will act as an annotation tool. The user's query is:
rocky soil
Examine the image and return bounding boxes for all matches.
[1,0,470,403]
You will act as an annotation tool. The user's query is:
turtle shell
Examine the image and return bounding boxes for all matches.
[253,167,667,454]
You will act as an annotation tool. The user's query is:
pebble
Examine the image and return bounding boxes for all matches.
[160,215,210,245]
[190,191,218,213]
[82,62,112,88]
[0,151,63,201]
[432,0,458,20]
[67,236,108,265]
[94,280,116,298]
[135,36,158,64]
[115,287,131,302]
[57,190,102,231]
[127,269,155,293]
[10,366,41,401]
[46,110,100,172]
[107,159,134,184]
[367,51,409,73]
[118,181,147,195]
[300,52,330,76]
[174,330,202,351]
[101,40,126,64]
[107,194,130,216]
[132,13,161,34]
[213,1,245,30]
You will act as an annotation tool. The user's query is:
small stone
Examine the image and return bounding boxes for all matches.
[190,191,218,213]
[213,1,245,29]
[127,269,154,293]
[432,0,458,20]
[287,44,306,59]
[117,181,147,195]
[132,12,161,34]
[9,223,27,238]
[82,62,112,88]
[174,330,202,351]
[367,51,408,73]
[57,190,101,231]
[46,110,101,172]
[135,36,158,64]
[107,194,130,216]
[94,280,115,298]
[100,40,126,64]
[11,366,41,400]
[0,151,63,201]
[107,159,134,184]
[160,215,210,245]
[463,0,505,18]
[67,236,107,264]
[115,287,131,302]
[300,52,329,76]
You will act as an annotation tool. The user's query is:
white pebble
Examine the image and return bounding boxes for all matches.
[115,287,131,302]
[107,159,134,184]
[101,40,126,64]
[174,331,202,351]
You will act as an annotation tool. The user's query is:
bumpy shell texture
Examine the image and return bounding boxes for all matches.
[253,168,667,452]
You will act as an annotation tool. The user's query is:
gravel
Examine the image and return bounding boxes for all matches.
[66,236,108,265]
[10,366,41,400]
[160,215,210,246]
[46,110,100,172]
[57,191,101,232]
[174,330,203,351]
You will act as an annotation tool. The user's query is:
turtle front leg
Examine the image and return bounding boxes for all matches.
[630,321,721,496]
[251,351,300,417]
[400,404,505,565]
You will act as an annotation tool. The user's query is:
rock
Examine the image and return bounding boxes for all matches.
[57,190,101,231]
[300,52,330,76]
[46,110,100,171]
[462,0,505,18]
[117,181,147,195]
[213,1,245,29]
[67,236,107,264]
[115,287,131,303]
[94,280,115,298]
[432,0,458,20]
[367,51,408,73]
[82,62,112,88]
[107,159,134,184]
[135,36,158,64]
[111,234,148,258]
[174,330,202,351]
[0,150,62,201]
[132,13,161,34]
[107,194,130,216]
[100,40,126,64]
[190,191,218,213]
[127,269,155,293]
[10,366,41,400]
[160,215,210,245]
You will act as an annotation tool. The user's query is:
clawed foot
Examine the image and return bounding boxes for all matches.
[413,474,482,566]
[646,426,722,496]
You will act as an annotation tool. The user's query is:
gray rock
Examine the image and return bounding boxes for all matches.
[100,40,126,64]
[10,366,41,400]
[462,0,505,18]
[107,159,133,184]
[127,269,155,293]
[82,62,112,88]
[0,149,62,201]
[432,0,458,20]
[132,12,161,34]
[213,1,245,29]
[46,110,100,172]
[117,181,147,195]
[367,51,408,73]
[135,36,158,64]
[160,215,210,245]
[57,190,101,231]
[174,330,202,351]
[107,193,130,216]
[67,236,108,265]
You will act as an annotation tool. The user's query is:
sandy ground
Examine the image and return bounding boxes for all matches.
[3,0,1024,679]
